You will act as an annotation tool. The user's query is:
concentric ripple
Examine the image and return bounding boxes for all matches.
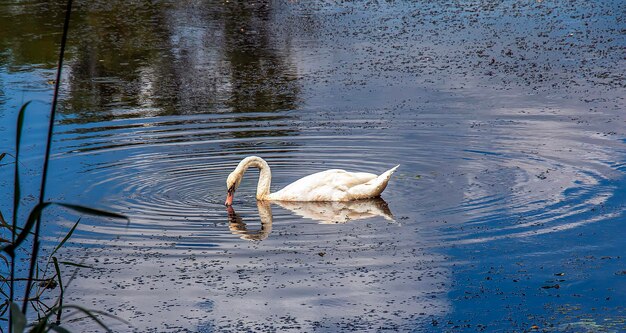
[46,96,626,249]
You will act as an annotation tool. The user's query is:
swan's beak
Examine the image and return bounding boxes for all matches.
[225,187,235,206]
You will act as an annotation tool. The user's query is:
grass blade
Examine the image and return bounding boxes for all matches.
[0,254,8,267]
[53,203,128,221]
[15,102,28,143]
[57,261,92,269]
[29,317,48,333]
[9,103,32,321]
[50,218,80,258]
[2,201,126,257]
[52,257,64,325]
[13,102,30,235]
[0,301,7,316]
[1,202,51,256]
[25,0,74,319]
[10,303,25,333]
[0,211,9,228]
[48,326,72,333]
[61,305,113,333]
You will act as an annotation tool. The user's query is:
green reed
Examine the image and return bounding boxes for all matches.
[1,0,129,331]
[1,106,127,333]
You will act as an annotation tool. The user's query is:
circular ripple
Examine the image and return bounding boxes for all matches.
[49,103,626,246]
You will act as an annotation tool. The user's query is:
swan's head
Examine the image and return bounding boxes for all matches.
[225,171,242,206]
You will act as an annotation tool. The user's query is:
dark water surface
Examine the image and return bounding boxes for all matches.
[1,0,625,332]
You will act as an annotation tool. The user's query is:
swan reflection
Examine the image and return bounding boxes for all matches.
[273,197,394,224]
[227,202,273,241]
[227,198,394,240]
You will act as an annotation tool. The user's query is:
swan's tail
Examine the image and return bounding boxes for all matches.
[375,164,400,192]
[382,165,400,179]
[347,165,400,199]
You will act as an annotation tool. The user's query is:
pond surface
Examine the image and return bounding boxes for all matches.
[1,0,625,332]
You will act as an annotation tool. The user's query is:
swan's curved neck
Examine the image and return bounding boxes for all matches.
[234,156,272,200]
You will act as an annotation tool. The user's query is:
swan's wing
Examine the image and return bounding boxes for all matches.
[324,170,379,188]
[270,169,377,201]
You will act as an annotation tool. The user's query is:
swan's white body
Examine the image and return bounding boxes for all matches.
[225,156,398,204]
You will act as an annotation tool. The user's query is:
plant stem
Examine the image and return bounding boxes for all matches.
[22,0,74,315]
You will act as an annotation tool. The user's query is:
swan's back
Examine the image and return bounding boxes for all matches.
[268,166,398,201]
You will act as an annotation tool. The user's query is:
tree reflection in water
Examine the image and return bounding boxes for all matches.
[0,1,301,122]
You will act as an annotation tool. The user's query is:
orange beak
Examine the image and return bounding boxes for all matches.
[225,187,234,206]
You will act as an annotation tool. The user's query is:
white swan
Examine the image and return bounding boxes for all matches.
[225,156,399,205]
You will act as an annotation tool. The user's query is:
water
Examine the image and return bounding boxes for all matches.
[1,0,625,332]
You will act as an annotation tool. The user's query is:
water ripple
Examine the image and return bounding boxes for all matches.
[46,103,626,249]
